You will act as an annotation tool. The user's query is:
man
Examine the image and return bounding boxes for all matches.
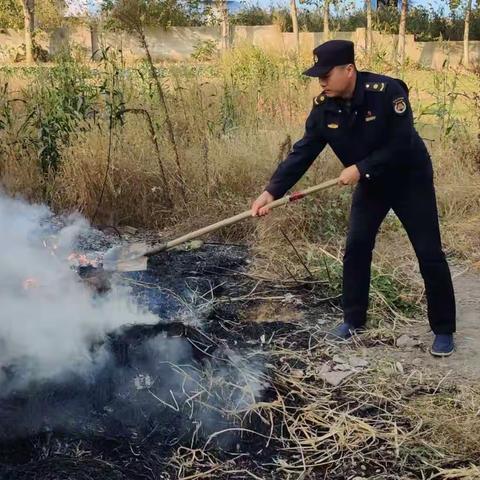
[251,40,456,357]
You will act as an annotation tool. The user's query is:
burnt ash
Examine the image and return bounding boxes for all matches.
[0,241,335,479]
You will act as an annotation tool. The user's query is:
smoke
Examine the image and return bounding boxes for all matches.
[0,195,158,392]
[0,194,267,447]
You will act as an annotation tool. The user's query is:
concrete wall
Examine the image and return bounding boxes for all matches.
[281,31,356,56]
[1,24,480,69]
[0,29,50,62]
[413,40,480,69]
[102,26,221,61]
[1,25,223,62]
[232,27,356,57]
[233,25,281,51]
[0,30,24,62]
[49,25,93,58]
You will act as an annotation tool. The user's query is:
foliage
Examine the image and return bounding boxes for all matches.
[372,3,480,41]
[0,0,23,29]
[191,39,218,62]
[0,0,64,30]
[227,2,480,40]
[230,6,272,26]
[3,0,479,41]
[416,64,462,138]
[102,0,204,30]
[25,53,98,174]
[36,0,65,30]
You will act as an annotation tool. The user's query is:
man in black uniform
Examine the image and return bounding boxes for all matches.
[251,40,456,356]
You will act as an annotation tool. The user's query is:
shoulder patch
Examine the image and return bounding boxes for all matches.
[313,94,327,106]
[392,96,407,115]
[365,82,386,92]
[395,78,409,96]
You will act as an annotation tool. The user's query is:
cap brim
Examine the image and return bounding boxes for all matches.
[303,64,333,77]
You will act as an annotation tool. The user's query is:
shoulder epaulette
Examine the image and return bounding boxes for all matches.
[313,93,327,106]
[365,82,387,92]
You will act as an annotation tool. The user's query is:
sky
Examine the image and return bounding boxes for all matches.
[66,0,450,16]
[65,0,97,15]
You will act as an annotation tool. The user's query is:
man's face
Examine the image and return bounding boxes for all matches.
[318,64,356,97]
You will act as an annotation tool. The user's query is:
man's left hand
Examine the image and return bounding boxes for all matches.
[338,165,361,186]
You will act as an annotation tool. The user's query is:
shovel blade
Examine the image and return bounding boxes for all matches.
[111,256,149,272]
[102,242,149,272]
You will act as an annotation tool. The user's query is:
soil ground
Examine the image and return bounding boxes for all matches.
[1,234,479,479]
[365,265,480,382]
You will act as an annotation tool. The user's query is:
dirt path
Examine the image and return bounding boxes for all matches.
[370,266,480,382]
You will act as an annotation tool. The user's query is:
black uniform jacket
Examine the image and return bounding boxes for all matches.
[266,71,431,199]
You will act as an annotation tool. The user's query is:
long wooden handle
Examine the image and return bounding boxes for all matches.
[144,178,339,257]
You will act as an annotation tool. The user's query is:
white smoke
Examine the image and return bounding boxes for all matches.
[0,195,158,392]
[0,195,267,448]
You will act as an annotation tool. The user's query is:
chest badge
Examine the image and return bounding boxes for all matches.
[365,111,376,122]
[327,123,339,129]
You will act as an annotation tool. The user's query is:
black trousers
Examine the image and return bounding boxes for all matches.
[342,164,456,334]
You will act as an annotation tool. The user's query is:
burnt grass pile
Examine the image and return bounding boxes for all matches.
[0,243,334,479]
[0,242,472,479]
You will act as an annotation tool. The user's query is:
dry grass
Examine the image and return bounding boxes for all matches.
[156,308,480,478]
[50,117,289,228]
[0,47,480,305]
[433,140,480,262]
[408,386,480,460]
[1,49,478,321]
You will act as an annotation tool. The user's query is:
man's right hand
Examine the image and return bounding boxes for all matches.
[251,191,275,217]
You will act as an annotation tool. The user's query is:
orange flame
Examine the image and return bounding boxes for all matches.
[68,252,98,267]
[22,277,39,290]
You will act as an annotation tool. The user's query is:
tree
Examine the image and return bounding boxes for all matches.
[0,0,22,28]
[0,0,66,62]
[229,6,270,26]
[397,0,407,67]
[20,0,35,64]
[377,0,399,6]
[102,0,203,28]
[36,0,65,30]
[218,0,229,49]
[290,0,299,53]
[463,0,472,67]
[323,0,330,40]
[365,0,372,52]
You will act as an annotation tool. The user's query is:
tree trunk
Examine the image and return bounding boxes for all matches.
[323,0,330,41]
[290,0,299,54]
[463,0,472,68]
[21,0,35,64]
[397,0,407,67]
[366,0,372,53]
[90,21,100,60]
[218,0,229,50]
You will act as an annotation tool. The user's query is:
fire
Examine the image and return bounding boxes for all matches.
[67,252,98,268]
[22,277,39,290]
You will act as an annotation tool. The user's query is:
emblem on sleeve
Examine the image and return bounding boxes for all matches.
[393,97,407,115]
